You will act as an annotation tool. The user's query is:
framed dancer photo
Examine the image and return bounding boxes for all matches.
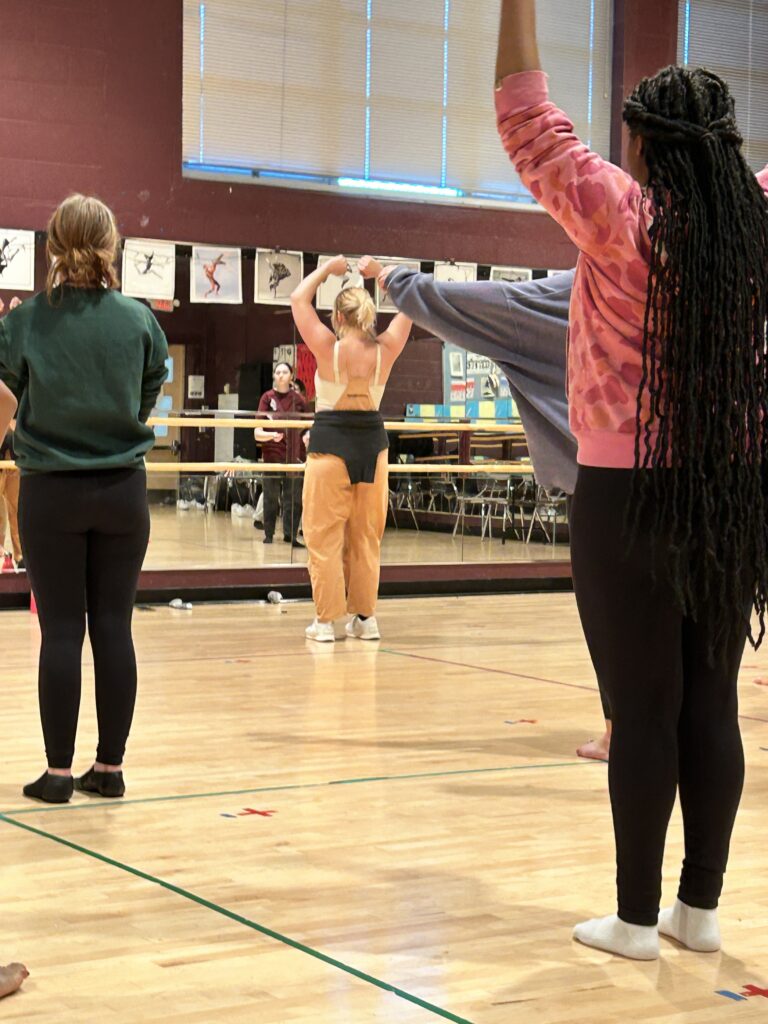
[122,239,176,301]
[0,229,36,292]
[255,248,303,306]
[433,261,477,284]
[315,254,364,311]
[375,257,421,313]
[190,246,243,304]
[489,266,533,283]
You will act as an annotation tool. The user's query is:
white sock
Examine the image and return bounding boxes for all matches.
[658,899,720,952]
[573,914,659,960]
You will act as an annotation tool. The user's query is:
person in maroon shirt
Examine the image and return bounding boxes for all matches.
[255,361,307,546]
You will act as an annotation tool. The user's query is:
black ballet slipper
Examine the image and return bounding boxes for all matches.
[74,768,125,798]
[22,771,73,804]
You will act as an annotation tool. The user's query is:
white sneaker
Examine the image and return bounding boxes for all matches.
[176,499,190,511]
[305,619,335,643]
[346,615,381,640]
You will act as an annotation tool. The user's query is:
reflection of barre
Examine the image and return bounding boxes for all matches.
[144,462,534,474]
[147,417,525,433]
[0,460,534,473]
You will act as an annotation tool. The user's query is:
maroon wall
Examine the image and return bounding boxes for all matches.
[0,0,680,445]
[0,0,576,266]
[611,0,680,164]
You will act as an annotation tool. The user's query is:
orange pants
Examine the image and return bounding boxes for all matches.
[302,451,388,622]
[0,468,21,561]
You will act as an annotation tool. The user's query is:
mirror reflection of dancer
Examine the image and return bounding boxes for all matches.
[0,298,24,573]
[497,0,768,961]
[255,361,306,546]
[0,378,29,998]
[203,254,226,298]
[290,256,412,642]
[360,258,613,762]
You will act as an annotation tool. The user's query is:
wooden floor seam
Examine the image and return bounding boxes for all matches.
[0,758,603,817]
[0,813,477,1024]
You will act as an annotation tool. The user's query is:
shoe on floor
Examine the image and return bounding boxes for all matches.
[346,615,381,640]
[290,540,305,549]
[1,552,14,573]
[176,499,190,511]
[23,771,73,803]
[263,536,274,545]
[305,619,335,643]
[15,558,25,572]
[74,767,125,798]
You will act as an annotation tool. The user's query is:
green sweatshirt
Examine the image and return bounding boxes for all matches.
[0,287,169,473]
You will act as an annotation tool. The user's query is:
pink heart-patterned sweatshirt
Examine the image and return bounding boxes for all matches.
[495,70,768,469]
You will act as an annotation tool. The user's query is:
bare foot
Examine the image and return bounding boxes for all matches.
[0,963,28,998]
[577,733,610,762]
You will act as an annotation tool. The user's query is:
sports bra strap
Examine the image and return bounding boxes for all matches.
[332,340,341,384]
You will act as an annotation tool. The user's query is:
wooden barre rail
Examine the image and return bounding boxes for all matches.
[0,461,534,475]
[147,417,524,433]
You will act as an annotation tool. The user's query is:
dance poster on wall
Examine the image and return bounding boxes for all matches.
[122,239,176,301]
[315,254,364,311]
[255,249,303,305]
[375,257,421,313]
[433,261,477,284]
[190,246,243,304]
[489,266,532,283]
[0,229,35,292]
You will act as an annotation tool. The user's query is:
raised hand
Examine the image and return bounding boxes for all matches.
[357,255,384,279]
[325,254,348,277]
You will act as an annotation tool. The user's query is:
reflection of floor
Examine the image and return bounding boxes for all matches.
[2,593,766,1022]
[144,506,569,570]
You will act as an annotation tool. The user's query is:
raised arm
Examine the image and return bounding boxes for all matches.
[360,256,573,364]
[290,256,346,354]
[494,1,643,263]
[495,0,541,79]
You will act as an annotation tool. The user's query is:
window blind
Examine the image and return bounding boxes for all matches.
[183,0,613,209]
[677,0,768,173]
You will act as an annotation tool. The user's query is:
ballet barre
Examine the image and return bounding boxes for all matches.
[0,461,535,474]
[146,417,525,433]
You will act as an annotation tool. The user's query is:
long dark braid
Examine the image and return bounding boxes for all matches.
[623,66,768,647]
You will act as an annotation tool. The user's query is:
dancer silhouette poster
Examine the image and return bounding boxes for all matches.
[191,246,242,304]
[122,239,176,300]
[433,261,477,284]
[0,230,35,291]
[489,266,532,283]
[374,257,421,313]
[255,249,303,305]
[315,254,364,311]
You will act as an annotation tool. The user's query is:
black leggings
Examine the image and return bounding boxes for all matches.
[19,469,150,769]
[262,473,302,541]
[570,466,748,926]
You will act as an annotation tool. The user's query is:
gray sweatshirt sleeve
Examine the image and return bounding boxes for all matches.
[384,267,578,493]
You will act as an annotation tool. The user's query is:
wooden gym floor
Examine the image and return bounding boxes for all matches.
[1,593,767,1022]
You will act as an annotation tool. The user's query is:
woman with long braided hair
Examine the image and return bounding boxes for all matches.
[495,1,768,960]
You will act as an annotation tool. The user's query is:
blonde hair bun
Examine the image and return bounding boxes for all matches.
[334,286,376,337]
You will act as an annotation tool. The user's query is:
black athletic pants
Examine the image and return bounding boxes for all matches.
[19,469,150,769]
[262,473,302,541]
[570,466,748,925]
